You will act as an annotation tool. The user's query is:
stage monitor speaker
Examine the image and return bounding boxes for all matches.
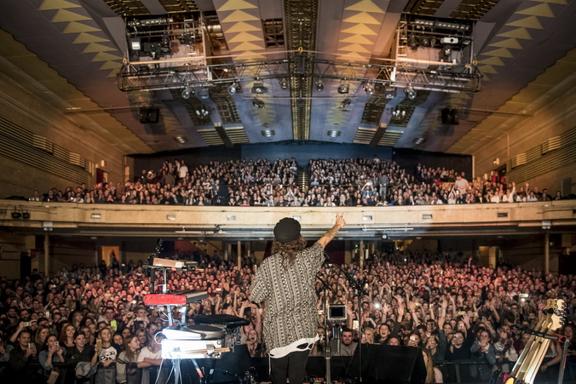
[347,344,426,384]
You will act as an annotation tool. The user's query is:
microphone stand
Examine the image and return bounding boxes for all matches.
[316,275,334,384]
[334,264,367,383]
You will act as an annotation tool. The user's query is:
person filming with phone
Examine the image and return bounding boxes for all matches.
[7,329,40,381]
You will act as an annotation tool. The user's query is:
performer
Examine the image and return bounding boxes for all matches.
[249,214,345,384]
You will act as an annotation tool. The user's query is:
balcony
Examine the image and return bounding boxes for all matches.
[1,200,574,239]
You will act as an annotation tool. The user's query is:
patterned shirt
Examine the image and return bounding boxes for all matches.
[249,242,324,351]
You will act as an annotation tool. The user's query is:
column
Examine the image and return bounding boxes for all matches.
[44,233,50,277]
[359,240,364,270]
[544,232,550,274]
[237,240,242,269]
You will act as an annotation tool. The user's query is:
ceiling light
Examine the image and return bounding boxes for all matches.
[175,135,187,144]
[327,130,341,138]
[413,137,424,145]
[261,129,275,137]
[337,81,349,94]
[252,98,265,109]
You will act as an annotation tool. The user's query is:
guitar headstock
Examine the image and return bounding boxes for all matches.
[544,298,566,331]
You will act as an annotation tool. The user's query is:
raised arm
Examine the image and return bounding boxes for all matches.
[316,214,346,248]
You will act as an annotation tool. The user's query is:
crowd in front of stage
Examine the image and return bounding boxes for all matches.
[0,248,575,383]
[29,158,567,207]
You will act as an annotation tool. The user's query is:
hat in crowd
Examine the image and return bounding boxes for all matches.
[273,217,301,243]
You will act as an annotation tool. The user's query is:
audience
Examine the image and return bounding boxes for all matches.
[29,158,569,207]
[0,245,574,383]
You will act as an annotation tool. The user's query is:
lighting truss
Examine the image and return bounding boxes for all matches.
[118,11,481,97]
[118,57,481,94]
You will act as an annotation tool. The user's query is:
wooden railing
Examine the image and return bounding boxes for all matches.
[0,200,574,238]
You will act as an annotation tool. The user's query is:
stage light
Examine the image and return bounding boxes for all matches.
[315,79,324,91]
[280,78,288,90]
[130,38,141,51]
[195,106,210,118]
[364,82,374,95]
[252,98,265,109]
[181,87,192,99]
[406,86,416,100]
[251,82,267,94]
[11,211,21,219]
[338,81,349,94]
[228,82,240,95]
[340,98,351,109]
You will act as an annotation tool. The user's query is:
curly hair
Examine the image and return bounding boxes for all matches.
[272,236,307,269]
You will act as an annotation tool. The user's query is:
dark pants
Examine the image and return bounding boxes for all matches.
[270,350,310,384]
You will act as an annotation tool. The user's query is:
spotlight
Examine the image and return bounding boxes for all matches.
[337,82,349,94]
[280,78,288,90]
[228,82,240,95]
[391,107,407,121]
[251,82,267,94]
[22,211,30,220]
[364,82,374,95]
[406,86,416,100]
[252,98,265,109]
[195,106,210,118]
[181,87,192,99]
[315,79,324,91]
[11,211,21,219]
[340,98,351,110]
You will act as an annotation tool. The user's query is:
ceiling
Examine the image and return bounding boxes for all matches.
[1,0,576,155]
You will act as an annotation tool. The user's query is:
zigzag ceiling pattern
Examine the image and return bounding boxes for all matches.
[213,0,266,61]
[38,0,123,78]
[478,0,567,79]
[336,0,388,63]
